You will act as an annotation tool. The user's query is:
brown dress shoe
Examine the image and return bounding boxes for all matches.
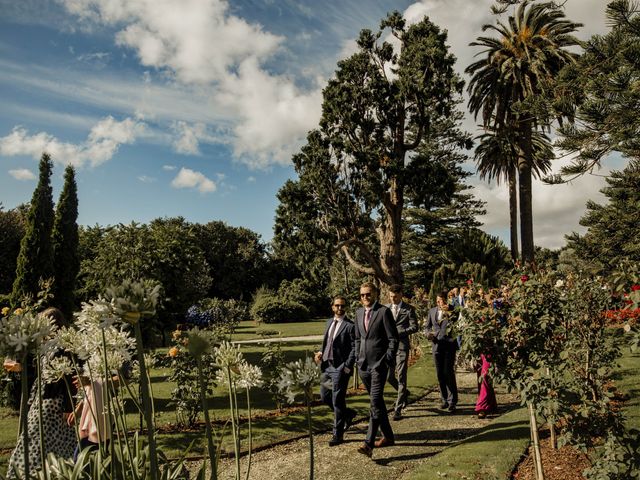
[357,443,373,457]
[374,437,395,448]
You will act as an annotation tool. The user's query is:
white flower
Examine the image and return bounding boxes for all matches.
[105,279,161,322]
[237,362,263,389]
[213,341,243,369]
[555,279,565,288]
[42,355,73,384]
[624,323,633,333]
[0,311,56,357]
[276,357,320,404]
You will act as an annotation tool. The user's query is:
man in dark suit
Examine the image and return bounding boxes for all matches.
[424,291,459,412]
[354,282,399,458]
[386,284,418,421]
[314,295,357,446]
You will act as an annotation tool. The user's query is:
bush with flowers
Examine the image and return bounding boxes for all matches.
[456,268,633,478]
[159,328,218,427]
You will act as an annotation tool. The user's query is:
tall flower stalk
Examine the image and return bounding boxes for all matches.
[276,357,320,480]
[187,328,219,480]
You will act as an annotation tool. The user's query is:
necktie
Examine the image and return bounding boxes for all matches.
[322,320,339,361]
[364,309,371,332]
[392,304,399,319]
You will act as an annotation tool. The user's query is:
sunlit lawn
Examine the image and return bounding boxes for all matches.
[229,318,327,341]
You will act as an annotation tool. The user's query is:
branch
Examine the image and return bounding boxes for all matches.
[336,239,386,279]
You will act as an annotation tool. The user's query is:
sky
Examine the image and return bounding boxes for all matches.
[0,0,623,249]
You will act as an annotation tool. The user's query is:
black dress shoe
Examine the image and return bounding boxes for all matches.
[344,410,357,431]
[329,436,343,446]
[439,402,449,409]
[392,410,402,421]
[357,443,373,458]
[447,404,456,413]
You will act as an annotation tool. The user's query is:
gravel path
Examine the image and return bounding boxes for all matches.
[204,370,518,480]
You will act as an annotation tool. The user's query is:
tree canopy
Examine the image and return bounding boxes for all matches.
[278,12,470,291]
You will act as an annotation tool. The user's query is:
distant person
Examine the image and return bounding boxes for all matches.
[314,295,357,446]
[424,291,459,413]
[354,283,398,458]
[386,284,418,420]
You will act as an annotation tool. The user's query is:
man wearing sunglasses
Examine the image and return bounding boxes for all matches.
[314,295,357,446]
[354,282,399,458]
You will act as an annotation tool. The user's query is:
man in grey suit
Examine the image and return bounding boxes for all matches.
[314,295,357,446]
[424,291,459,412]
[354,282,399,458]
[386,284,418,420]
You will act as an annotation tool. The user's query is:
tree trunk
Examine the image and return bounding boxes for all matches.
[508,165,519,263]
[377,182,404,293]
[518,124,535,266]
[529,402,545,480]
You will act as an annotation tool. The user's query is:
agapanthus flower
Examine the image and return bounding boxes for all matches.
[0,311,56,357]
[41,355,73,384]
[213,341,243,369]
[276,357,320,404]
[187,327,215,358]
[106,279,161,323]
[237,362,263,389]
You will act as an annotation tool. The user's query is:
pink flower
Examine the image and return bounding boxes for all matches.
[520,275,529,283]
[631,285,640,292]
[467,279,473,285]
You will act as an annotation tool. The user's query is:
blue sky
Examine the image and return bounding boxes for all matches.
[0,0,616,247]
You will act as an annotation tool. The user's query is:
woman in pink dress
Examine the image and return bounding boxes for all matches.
[475,354,497,418]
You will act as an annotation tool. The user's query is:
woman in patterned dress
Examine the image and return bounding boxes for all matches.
[6,308,77,479]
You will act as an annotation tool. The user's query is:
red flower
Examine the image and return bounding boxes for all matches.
[467,279,473,285]
[631,285,640,291]
[520,275,529,283]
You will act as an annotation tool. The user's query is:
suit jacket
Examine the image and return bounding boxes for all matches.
[387,301,418,350]
[354,302,399,370]
[424,306,458,353]
[320,317,356,372]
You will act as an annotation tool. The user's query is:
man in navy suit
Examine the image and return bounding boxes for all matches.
[386,284,418,420]
[424,291,459,412]
[354,282,399,458]
[314,295,356,446]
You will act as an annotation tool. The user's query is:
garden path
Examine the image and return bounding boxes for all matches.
[211,370,519,480]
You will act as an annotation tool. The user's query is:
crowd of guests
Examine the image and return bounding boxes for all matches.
[316,281,505,457]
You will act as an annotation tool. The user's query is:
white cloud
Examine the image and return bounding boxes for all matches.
[171,167,216,193]
[162,164,176,170]
[137,175,156,183]
[57,0,322,167]
[247,176,256,183]
[473,155,612,249]
[8,168,36,181]
[0,116,146,167]
[171,121,207,155]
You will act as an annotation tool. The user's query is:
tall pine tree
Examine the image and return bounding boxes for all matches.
[52,165,79,316]
[11,153,55,306]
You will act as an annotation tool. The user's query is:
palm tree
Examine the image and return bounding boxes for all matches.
[474,126,554,262]
[466,1,581,264]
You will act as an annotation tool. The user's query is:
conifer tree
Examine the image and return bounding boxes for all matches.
[11,153,55,306]
[52,165,79,316]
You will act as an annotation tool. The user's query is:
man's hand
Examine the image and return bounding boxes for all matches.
[313,351,322,365]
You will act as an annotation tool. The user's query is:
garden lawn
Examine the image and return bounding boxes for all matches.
[229,318,327,342]
[614,345,640,429]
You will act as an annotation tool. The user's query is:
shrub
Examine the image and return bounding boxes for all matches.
[184,298,250,336]
[250,288,310,323]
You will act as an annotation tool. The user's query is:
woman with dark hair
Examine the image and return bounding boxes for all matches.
[6,308,77,479]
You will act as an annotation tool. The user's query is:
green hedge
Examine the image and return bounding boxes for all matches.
[250,289,310,324]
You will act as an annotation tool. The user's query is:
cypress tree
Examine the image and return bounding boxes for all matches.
[52,165,79,317]
[11,153,55,306]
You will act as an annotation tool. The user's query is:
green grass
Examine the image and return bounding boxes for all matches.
[613,346,640,429]
[229,319,328,341]
[407,407,529,480]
